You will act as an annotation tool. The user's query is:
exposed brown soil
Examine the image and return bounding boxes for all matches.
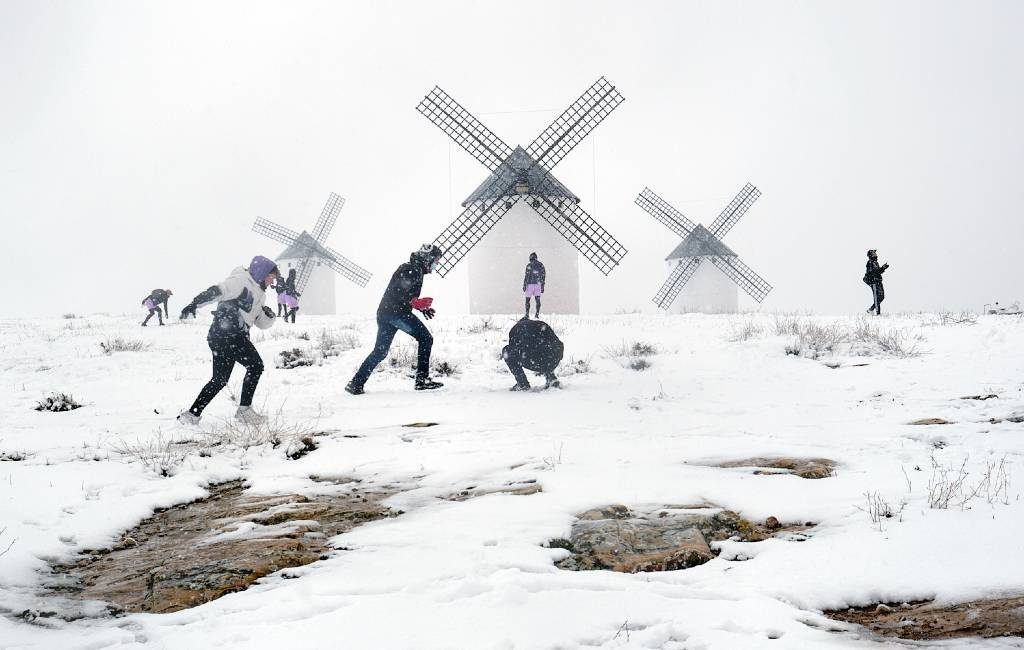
[48,479,397,614]
[716,456,836,479]
[552,504,812,573]
[827,596,1024,640]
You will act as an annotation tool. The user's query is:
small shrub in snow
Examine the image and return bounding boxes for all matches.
[728,319,763,342]
[851,319,921,358]
[631,341,657,356]
[603,340,657,359]
[285,436,318,460]
[276,347,315,369]
[0,450,28,462]
[432,360,458,376]
[113,433,188,477]
[62,313,78,319]
[563,355,593,374]
[460,316,501,334]
[629,357,651,371]
[100,337,151,354]
[928,454,1012,509]
[856,491,906,531]
[34,393,82,412]
[318,328,359,357]
[386,343,416,370]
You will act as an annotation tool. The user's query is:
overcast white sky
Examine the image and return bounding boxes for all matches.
[1,0,1021,317]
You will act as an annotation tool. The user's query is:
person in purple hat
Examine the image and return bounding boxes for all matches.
[177,256,280,425]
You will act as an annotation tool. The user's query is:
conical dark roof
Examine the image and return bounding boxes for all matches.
[665,224,737,260]
[277,231,331,261]
[462,146,579,206]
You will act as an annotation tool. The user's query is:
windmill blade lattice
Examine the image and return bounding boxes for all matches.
[433,196,523,277]
[635,187,697,238]
[526,77,624,170]
[654,257,703,309]
[709,255,773,303]
[708,183,761,239]
[323,245,372,287]
[417,86,514,172]
[311,193,345,242]
[528,196,627,275]
[253,218,301,246]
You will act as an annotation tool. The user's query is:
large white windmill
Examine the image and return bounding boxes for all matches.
[252,193,371,315]
[636,184,772,313]
[416,77,628,315]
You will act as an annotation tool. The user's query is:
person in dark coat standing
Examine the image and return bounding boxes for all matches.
[141,289,172,326]
[522,252,546,318]
[281,268,300,323]
[503,317,563,391]
[863,249,890,315]
[176,256,279,425]
[346,244,445,394]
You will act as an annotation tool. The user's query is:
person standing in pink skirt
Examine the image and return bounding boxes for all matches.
[522,252,545,319]
[281,268,300,323]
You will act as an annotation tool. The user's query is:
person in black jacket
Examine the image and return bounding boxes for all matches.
[141,289,172,326]
[346,244,445,394]
[863,249,890,315]
[522,252,546,318]
[503,317,563,391]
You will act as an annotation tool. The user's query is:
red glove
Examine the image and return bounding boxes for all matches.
[410,297,433,310]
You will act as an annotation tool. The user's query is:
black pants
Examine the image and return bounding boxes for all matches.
[189,336,264,416]
[524,296,540,317]
[351,313,432,386]
[870,283,885,315]
[502,345,556,388]
[143,307,163,326]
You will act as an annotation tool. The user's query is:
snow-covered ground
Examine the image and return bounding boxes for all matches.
[1,312,1022,649]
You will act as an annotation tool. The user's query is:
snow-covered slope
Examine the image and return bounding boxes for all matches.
[1,312,1021,649]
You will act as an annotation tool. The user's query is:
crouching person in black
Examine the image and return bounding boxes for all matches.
[346,244,445,395]
[177,256,280,425]
[503,317,564,391]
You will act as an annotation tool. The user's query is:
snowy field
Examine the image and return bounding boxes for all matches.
[1,311,1022,649]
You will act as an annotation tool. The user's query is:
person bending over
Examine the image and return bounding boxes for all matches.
[503,317,563,391]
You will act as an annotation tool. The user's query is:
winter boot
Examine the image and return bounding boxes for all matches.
[176,410,201,425]
[414,377,444,391]
[509,383,530,392]
[345,382,364,396]
[235,406,267,425]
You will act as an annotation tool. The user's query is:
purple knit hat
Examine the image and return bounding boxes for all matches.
[249,255,280,283]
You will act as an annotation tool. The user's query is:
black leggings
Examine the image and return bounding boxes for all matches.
[143,307,163,325]
[189,337,264,416]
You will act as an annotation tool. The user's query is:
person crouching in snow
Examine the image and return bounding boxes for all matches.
[346,244,445,394]
[176,256,280,424]
[141,289,172,326]
[522,252,545,318]
[503,317,563,391]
